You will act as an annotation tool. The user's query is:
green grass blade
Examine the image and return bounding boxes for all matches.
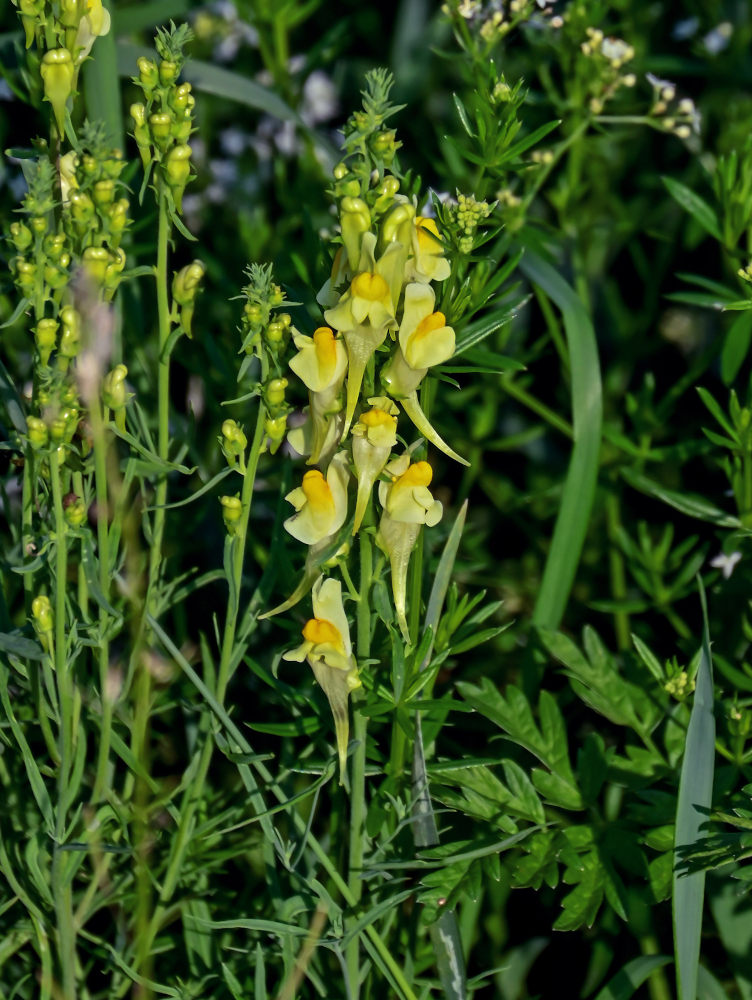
[673,581,715,1000]
[519,251,603,630]
[83,1,124,149]
[594,955,672,1000]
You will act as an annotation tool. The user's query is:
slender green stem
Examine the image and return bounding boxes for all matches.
[21,449,34,611]
[49,448,76,1000]
[346,527,373,998]
[91,391,113,802]
[132,187,172,998]
[72,470,89,616]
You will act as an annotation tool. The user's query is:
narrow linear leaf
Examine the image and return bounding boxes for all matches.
[622,469,740,529]
[662,177,722,242]
[673,581,715,1000]
[520,250,602,630]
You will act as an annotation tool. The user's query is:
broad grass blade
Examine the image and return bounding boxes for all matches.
[519,251,602,630]
[594,955,672,1000]
[673,582,715,1000]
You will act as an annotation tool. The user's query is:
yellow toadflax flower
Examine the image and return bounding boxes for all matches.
[73,0,112,66]
[351,396,399,534]
[381,283,468,466]
[377,454,443,641]
[324,232,405,438]
[284,451,349,546]
[288,326,348,465]
[406,216,451,284]
[283,577,361,782]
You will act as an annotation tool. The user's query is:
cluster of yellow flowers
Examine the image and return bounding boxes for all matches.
[265,170,469,778]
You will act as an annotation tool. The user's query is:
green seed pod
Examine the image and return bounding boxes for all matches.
[40,48,74,135]
[26,416,49,450]
[35,317,58,366]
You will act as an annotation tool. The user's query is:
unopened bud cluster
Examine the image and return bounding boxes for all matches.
[646,74,701,140]
[131,24,196,212]
[578,26,636,114]
[12,0,112,133]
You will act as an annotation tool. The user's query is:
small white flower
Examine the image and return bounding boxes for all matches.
[710,551,742,579]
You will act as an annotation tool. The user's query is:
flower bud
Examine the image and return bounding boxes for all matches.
[220,494,243,536]
[169,82,192,114]
[32,595,54,645]
[59,305,81,359]
[159,59,178,85]
[220,419,247,466]
[264,377,288,411]
[26,416,49,450]
[137,57,159,95]
[69,190,95,226]
[9,221,33,252]
[148,112,173,149]
[14,258,36,297]
[265,319,285,346]
[108,198,130,241]
[333,162,348,180]
[40,49,74,135]
[164,144,192,211]
[82,245,109,285]
[102,364,128,410]
[35,318,58,366]
[63,495,87,527]
[45,254,70,290]
[131,103,152,169]
[264,414,288,454]
[102,150,125,179]
[172,259,204,336]
[340,196,371,270]
[43,232,66,260]
[92,179,115,206]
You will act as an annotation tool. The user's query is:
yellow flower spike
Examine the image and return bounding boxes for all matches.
[282,577,360,783]
[376,454,443,642]
[283,451,349,546]
[289,326,348,464]
[407,216,451,284]
[351,396,399,534]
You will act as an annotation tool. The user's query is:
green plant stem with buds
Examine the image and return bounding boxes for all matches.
[49,447,77,1000]
[346,523,373,998]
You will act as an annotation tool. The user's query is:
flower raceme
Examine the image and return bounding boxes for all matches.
[283,577,360,782]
